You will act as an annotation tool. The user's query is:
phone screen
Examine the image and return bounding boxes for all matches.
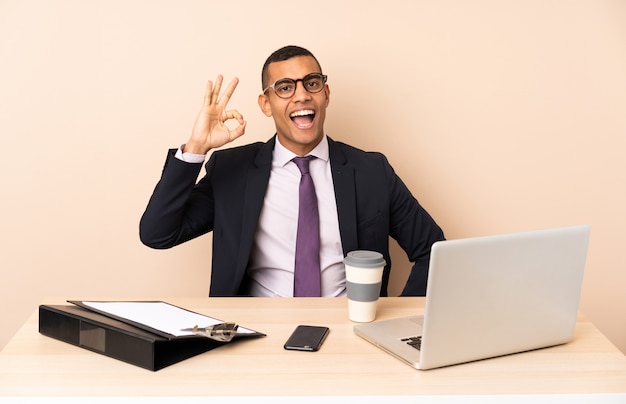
[283,325,330,351]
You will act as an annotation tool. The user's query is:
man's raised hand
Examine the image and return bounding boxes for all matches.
[185,75,247,155]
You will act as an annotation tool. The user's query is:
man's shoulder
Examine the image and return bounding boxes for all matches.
[205,138,274,175]
[330,138,390,165]
[212,140,267,156]
[208,139,271,164]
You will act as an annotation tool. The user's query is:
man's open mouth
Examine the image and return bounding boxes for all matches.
[290,109,316,129]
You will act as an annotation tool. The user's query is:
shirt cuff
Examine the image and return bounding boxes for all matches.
[175,145,206,163]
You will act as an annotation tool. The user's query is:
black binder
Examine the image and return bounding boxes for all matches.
[39,303,264,371]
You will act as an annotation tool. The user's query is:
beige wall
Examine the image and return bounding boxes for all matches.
[1,0,625,354]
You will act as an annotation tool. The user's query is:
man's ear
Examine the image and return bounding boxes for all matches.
[258,94,273,117]
[324,84,330,107]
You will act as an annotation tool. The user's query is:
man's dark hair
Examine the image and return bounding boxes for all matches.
[261,45,323,90]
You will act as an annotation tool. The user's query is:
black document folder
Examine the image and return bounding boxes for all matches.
[39,303,264,371]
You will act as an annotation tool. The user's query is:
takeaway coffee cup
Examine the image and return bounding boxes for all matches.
[344,250,386,322]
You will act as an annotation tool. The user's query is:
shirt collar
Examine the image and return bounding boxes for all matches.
[273,135,330,167]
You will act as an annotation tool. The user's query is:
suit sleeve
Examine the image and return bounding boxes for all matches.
[139,149,215,249]
[384,158,445,296]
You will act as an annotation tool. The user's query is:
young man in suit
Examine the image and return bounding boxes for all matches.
[140,45,444,297]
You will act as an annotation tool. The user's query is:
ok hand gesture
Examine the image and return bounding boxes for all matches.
[185,75,247,155]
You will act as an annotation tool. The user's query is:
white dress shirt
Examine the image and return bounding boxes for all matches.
[176,136,346,297]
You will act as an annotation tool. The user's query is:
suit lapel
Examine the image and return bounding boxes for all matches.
[328,138,358,254]
[235,137,275,276]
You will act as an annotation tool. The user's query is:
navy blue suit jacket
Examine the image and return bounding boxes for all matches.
[140,136,444,296]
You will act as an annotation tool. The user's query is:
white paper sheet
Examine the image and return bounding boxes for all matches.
[80,301,255,337]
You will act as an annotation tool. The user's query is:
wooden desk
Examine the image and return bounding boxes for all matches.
[1,297,625,401]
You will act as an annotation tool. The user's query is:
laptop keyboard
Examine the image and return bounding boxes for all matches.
[401,336,422,351]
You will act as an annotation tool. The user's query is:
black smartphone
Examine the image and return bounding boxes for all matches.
[283,325,330,352]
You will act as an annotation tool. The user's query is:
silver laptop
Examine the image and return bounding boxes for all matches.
[354,224,590,370]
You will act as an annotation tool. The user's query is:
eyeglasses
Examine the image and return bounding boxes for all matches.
[263,73,328,99]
